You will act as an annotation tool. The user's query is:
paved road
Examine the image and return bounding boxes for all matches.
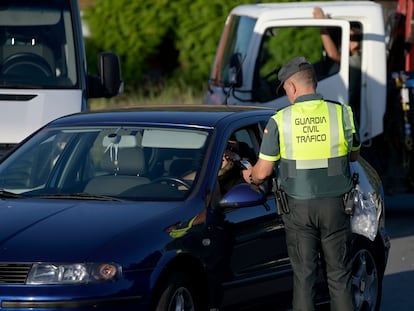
[380,195,414,310]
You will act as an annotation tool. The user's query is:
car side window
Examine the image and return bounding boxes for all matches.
[216,126,260,196]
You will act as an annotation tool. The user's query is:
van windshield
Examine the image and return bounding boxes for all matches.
[0,0,78,89]
[209,15,256,87]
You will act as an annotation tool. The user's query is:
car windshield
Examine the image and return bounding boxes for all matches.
[0,126,210,200]
[209,14,256,86]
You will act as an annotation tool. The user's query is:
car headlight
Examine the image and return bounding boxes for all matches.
[26,263,121,285]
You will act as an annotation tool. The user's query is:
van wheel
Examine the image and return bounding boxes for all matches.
[351,240,382,311]
[155,272,205,311]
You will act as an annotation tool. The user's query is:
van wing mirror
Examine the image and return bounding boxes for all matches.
[229,53,243,87]
[87,52,124,99]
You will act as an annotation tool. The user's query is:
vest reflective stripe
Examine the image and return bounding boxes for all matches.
[341,104,355,153]
[282,157,347,176]
[329,103,340,156]
[280,107,292,158]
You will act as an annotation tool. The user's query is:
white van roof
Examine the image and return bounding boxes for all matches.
[230,1,383,22]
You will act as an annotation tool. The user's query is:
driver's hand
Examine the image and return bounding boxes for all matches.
[219,150,240,176]
[242,166,253,183]
[223,149,240,162]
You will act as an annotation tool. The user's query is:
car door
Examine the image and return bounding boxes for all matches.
[219,123,292,307]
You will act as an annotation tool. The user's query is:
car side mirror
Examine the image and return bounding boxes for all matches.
[218,183,266,209]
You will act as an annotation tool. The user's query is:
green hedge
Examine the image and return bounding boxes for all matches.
[84,0,321,94]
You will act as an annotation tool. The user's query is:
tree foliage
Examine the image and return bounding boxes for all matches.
[85,0,263,91]
[84,0,320,93]
[85,1,175,86]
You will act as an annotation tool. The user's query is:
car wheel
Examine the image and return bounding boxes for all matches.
[155,272,205,311]
[351,240,382,311]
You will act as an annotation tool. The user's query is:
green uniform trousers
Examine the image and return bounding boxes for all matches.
[282,196,355,311]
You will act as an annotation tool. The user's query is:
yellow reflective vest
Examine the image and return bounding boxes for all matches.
[260,96,359,199]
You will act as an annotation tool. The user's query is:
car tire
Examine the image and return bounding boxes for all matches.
[155,272,206,311]
[351,237,383,311]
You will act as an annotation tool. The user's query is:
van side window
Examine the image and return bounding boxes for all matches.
[252,26,342,103]
[316,22,362,121]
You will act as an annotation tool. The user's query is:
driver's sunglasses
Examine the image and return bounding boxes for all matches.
[226,142,239,153]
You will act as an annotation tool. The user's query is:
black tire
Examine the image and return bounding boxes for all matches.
[351,239,383,311]
[155,272,205,311]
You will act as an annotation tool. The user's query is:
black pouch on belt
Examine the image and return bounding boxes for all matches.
[272,177,290,215]
[344,172,359,215]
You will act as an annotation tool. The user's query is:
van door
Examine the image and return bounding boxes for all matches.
[246,19,351,111]
[206,17,350,110]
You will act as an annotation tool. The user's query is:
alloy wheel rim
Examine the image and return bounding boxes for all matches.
[352,249,379,311]
[169,286,195,311]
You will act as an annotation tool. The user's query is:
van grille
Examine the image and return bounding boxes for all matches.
[0,264,32,284]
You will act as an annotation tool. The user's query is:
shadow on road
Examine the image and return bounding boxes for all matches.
[381,270,414,310]
[380,202,414,311]
[384,211,414,239]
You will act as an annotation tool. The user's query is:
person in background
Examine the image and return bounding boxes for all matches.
[313,6,362,122]
[243,56,360,311]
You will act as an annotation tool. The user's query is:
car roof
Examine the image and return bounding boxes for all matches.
[48,105,276,129]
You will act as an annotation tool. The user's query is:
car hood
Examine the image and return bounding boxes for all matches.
[0,198,180,262]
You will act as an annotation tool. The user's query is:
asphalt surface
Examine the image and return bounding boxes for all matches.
[381,193,414,311]
[384,193,414,212]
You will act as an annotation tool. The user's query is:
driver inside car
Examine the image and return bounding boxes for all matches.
[180,139,248,194]
[168,139,248,238]
[217,140,247,194]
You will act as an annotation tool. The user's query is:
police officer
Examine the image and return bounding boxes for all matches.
[243,56,360,311]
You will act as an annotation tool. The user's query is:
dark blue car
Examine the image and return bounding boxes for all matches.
[0,106,389,310]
